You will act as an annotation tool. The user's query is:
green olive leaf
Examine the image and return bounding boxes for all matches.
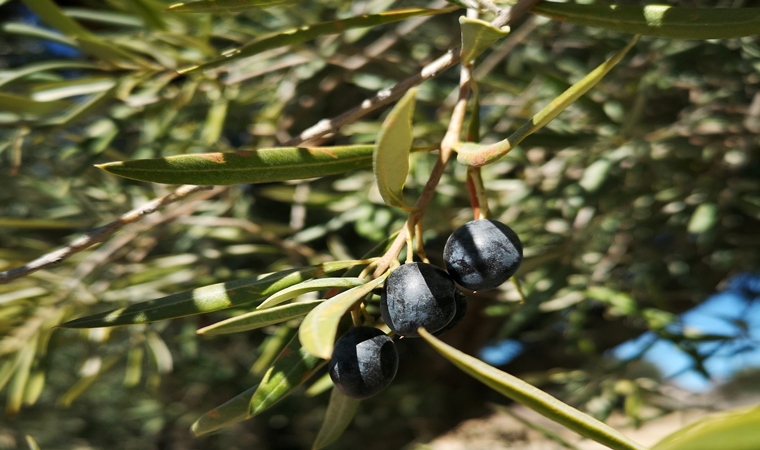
[191,385,259,436]
[457,35,639,167]
[197,300,324,336]
[5,337,36,416]
[59,261,361,328]
[419,328,646,450]
[373,88,417,211]
[30,78,115,102]
[298,274,388,360]
[652,405,760,450]
[249,334,325,416]
[25,435,41,450]
[166,0,297,13]
[533,3,760,40]
[459,16,510,64]
[180,7,459,73]
[97,145,375,185]
[313,388,361,450]
[0,93,71,117]
[257,277,366,310]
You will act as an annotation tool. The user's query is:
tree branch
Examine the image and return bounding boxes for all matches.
[0,185,216,285]
[283,48,462,146]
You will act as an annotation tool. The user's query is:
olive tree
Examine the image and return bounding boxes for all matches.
[1,0,759,448]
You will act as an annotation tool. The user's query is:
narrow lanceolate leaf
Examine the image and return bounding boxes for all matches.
[0,93,70,117]
[249,334,325,416]
[25,435,41,450]
[298,274,388,360]
[22,0,95,40]
[457,35,639,168]
[179,7,459,73]
[31,78,115,102]
[6,338,36,416]
[98,145,374,185]
[43,87,115,127]
[74,36,151,69]
[459,16,510,63]
[167,0,297,13]
[192,385,259,436]
[419,329,647,450]
[373,88,417,211]
[59,261,360,328]
[652,405,760,450]
[22,0,147,68]
[258,277,366,309]
[197,300,324,336]
[533,3,760,40]
[313,388,361,450]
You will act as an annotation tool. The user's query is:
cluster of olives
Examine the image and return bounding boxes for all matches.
[328,219,523,399]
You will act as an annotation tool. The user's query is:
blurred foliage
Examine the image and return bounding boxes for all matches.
[0,0,759,448]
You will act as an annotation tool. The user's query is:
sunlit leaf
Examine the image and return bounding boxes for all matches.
[533,3,760,40]
[201,97,228,146]
[313,388,361,450]
[25,435,41,450]
[457,35,639,167]
[249,334,325,416]
[298,274,387,360]
[304,372,333,397]
[197,300,324,335]
[31,78,116,102]
[688,203,718,234]
[652,405,760,450]
[43,87,115,127]
[23,368,45,406]
[374,88,416,211]
[419,329,646,450]
[579,159,612,193]
[0,358,16,393]
[146,331,173,374]
[179,7,459,73]
[258,277,365,310]
[192,384,258,436]
[1,22,77,48]
[5,338,36,416]
[59,261,361,328]
[123,347,144,387]
[0,93,71,117]
[65,6,146,28]
[459,16,510,63]
[98,145,373,185]
[167,0,296,13]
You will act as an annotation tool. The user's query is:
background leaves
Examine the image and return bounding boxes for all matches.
[532,3,760,39]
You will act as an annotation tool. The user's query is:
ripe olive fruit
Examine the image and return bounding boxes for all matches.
[434,288,468,336]
[380,262,458,337]
[443,219,523,291]
[328,327,399,399]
